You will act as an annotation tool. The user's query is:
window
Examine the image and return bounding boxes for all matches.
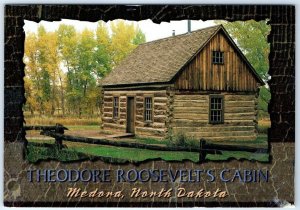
[212,51,224,64]
[144,97,153,122]
[113,97,119,119]
[209,95,223,124]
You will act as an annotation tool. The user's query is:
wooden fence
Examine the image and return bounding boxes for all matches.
[199,139,269,162]
[25,124,268,162]
[25,123,68,148]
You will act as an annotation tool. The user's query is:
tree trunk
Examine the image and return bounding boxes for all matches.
[51,78,56,115]
[58,72,65,117]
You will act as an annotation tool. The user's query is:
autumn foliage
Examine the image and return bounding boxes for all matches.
[24,20,145,118]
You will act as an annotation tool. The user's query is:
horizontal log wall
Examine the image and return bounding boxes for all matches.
[102,90,168,139]
[174,31,260,91]
[171,92,258,141]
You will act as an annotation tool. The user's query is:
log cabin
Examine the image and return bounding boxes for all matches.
[101,24,264,141]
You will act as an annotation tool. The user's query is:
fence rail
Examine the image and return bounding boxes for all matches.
[25,123,68,147]
[41,130,200,153]
[199,139,269,162]
[24,124,68,131]
[26,123,269,163]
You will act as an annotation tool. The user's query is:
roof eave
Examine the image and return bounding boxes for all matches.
[170,24,265,86]
[218,25,265,86]
[102,81,172,89]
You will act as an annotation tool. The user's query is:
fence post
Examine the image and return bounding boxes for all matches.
[199,138,207,163]
[55,123,64,149]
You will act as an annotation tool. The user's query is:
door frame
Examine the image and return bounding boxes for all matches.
[126,96,135,134]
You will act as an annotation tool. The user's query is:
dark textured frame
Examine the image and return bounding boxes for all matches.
[4,5,295,207]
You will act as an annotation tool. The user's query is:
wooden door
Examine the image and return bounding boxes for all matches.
[126,97,135,133]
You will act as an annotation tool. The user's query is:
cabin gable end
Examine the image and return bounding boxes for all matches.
[174,30,262,92]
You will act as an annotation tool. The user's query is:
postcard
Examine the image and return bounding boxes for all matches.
[4,4,295,207]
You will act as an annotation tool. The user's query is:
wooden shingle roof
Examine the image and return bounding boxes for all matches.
[102,25,263,87]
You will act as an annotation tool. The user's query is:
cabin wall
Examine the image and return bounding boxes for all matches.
[102,89,169,139]
[171,92,258,141]
[174,31,260,91]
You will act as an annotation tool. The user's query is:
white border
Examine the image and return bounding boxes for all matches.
[0,1,298,209]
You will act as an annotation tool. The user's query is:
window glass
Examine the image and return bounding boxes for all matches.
[212,51,224,64]
[144,97,152,122]
[210,96,223,124]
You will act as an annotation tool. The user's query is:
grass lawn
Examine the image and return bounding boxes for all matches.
[73,145,199,162]
[26,143,92,163]
[26,134,269,163]
[24,115,101,126]
[26,141,199,163]
[25,121,270,163]
[66,125,100,130]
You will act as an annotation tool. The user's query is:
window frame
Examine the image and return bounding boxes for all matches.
[209,95,224,124]
[112,96,119,119]
[144,97,153,123]
[212,51,224,65]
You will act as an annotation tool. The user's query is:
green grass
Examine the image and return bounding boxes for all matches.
[206,151,269,162]
[26,138,269,163]
[26,143,91,163]
[132,136,169,145]
[25,123,270,163]
[73,145,199,162]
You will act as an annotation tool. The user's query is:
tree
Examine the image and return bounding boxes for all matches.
[24,20,146,118]
[45,31,61,115]
[24,32,39,115]
[110,20,146,66]
[95,21,112,78]
[75,28,98,117]
[56,24,78,115]
[133,27,146,45]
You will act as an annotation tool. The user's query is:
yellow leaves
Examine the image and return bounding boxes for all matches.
[24,33,38,75]
[110,20,141,65]
[80,28,96,49]
[45,31,60,81]
[96,21,110,47]
[24,20,146,116]
[57,24,78,63]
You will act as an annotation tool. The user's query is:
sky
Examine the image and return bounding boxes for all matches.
[23,19,216,42]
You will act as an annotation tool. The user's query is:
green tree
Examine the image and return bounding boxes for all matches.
[95,21,112,78]
[110,20,146,66]
[133,27,146,45]
[46,31,61,115]
[57,24,79,115]
[24,21,146,118]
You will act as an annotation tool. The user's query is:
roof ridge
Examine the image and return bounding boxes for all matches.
[139,24,221,46]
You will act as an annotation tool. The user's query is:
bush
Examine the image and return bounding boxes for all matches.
[167,131,199,149]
